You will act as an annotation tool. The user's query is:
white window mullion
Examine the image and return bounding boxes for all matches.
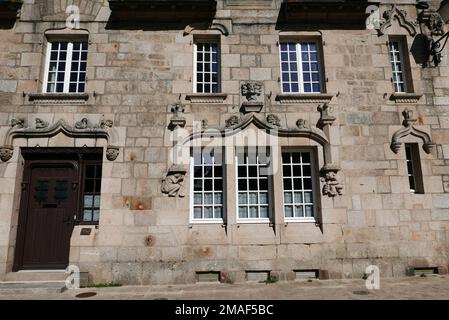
[297,43,304,94]
[64,42,73,93]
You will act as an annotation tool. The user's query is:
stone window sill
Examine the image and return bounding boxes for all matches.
[185,93,228,104]
[389,93,423,104]
[275,93,334,104]
[27,93,91,105]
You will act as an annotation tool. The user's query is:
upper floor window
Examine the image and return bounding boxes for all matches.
[280,40,323,94]
[282,150,316,221]
[44,41,88,93]
[191,148,225,223]
[236,147,271,222]
[388,38,413,93]
[194,40,221,93]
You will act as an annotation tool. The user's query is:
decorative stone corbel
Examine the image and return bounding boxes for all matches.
[240,81,264,113]
[161,165,187,198]
[377,5,418,36]
[390,108,435,154]
[317,103,336,129]
[320,164,344,197]
[168,103,186,131]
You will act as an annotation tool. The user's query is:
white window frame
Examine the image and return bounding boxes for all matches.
[193,39,221,94]
[189,148,225,224]
[42,40,88,94]
[279,40,324,94]
[389,40,408,93]
[235,147,272,224]
[281,148,318,223]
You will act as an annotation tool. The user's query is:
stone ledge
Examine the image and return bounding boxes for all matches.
[389,93,423,104]
[185,93,228,104]
[275,93,334,104]
[27,93,90,105]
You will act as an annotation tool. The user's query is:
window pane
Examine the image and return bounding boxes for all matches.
[194,193,202,205]
[259,207,269,218]
[204,207,213,219]
[194,207,202,219]
[238,193,247,204]
[239,206,248,218]
[204,193,213,205]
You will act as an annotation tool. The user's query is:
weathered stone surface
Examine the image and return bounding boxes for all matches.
[0,1,447,286]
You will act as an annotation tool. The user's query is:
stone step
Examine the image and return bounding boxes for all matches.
[5,271,67,282]
[0,281,67,295]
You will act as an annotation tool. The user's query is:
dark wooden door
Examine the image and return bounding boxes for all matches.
[17,161,79,270]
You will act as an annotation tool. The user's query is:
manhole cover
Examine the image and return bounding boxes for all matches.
[353,290,370,295]
[76,292,97,299]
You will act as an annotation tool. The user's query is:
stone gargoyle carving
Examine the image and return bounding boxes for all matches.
[75,118,89,129]
[161,165,187,198]
[106,146,120,161]
[241,81,264,113]
[266,114,281,127]
[241,82,262,102]
[225,115,240,128]
[11,118,25,128]
[35,118,49,129]
[0,146,13,162]
[321,165,344,197]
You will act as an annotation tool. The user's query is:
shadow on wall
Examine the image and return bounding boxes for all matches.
[276,0,371,31]
[105,0,217,31]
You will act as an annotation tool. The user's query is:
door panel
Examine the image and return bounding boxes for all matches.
[20,164,78,270]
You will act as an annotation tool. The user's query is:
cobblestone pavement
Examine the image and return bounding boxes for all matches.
[1,275,449,300]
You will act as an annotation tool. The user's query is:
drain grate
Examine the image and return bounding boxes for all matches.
[76,292,97,299]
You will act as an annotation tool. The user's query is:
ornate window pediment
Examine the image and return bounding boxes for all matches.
[377,5,418,37]
[390,108,435,154]
[0,118,120,162]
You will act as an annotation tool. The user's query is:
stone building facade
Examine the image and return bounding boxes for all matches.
[0,0,449,285]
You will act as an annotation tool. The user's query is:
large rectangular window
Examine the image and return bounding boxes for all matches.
[81,161,102,223]
[280,41,323,93]
[191,148,224,222]
[405,143,424,194]
[44,41,88,93]
[236,147,271,221]
[389,39,411,93]
[194,40,221,93]
[282,150,316,221]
